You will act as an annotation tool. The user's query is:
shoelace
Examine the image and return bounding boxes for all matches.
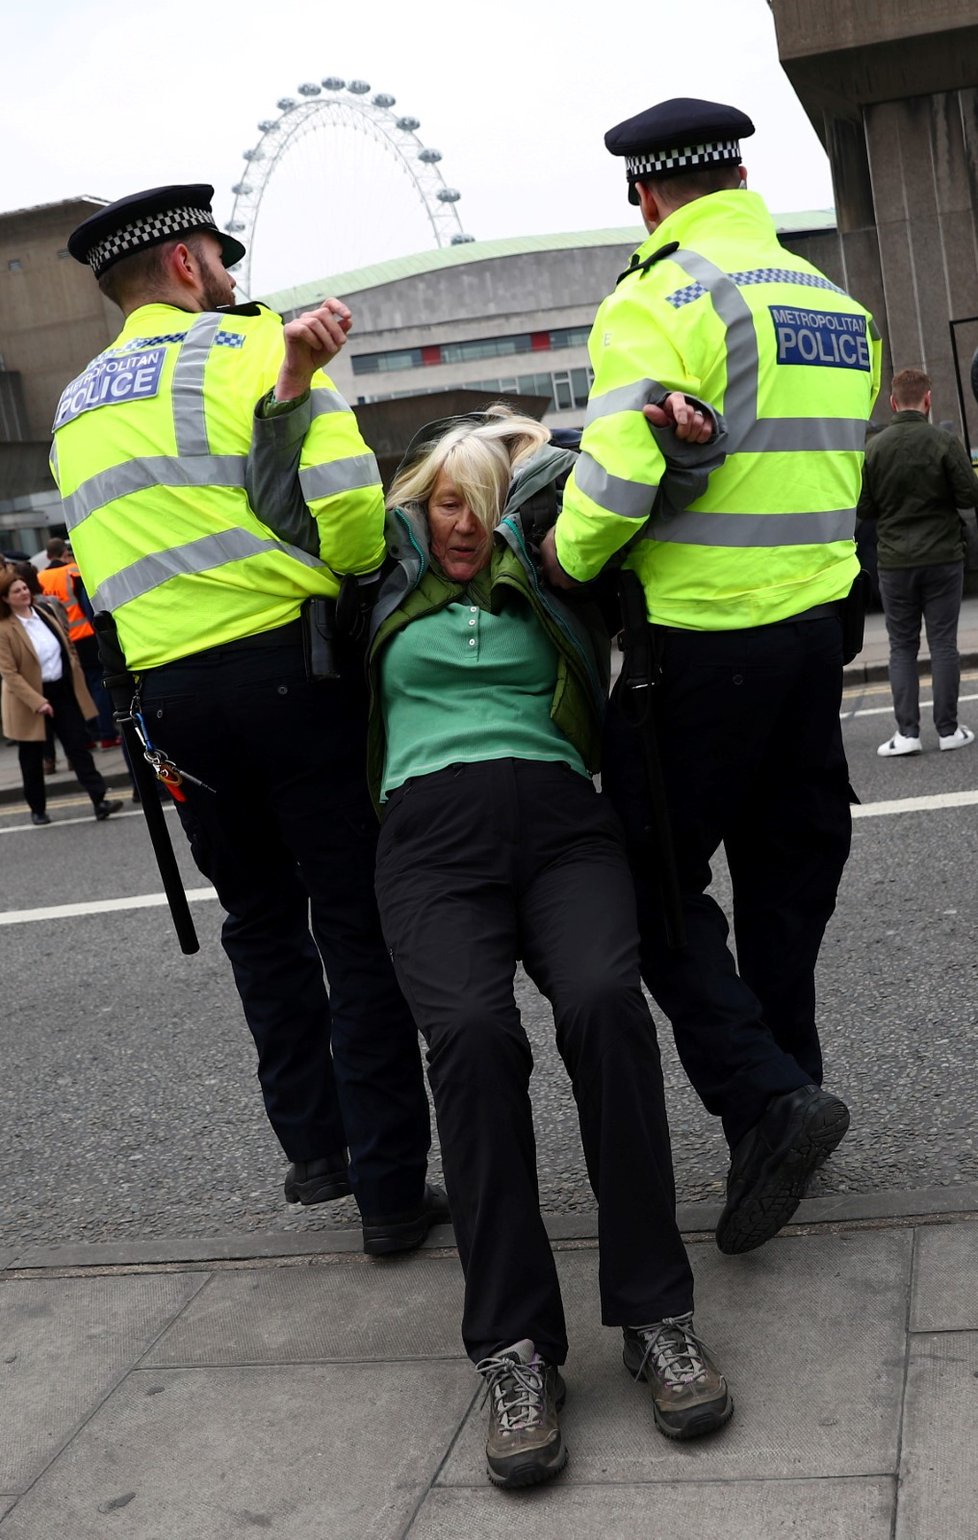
[631,1312,709,1389]
[476,1353,547,1432]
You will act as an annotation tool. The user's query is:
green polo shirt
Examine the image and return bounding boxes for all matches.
[379,581,587,800]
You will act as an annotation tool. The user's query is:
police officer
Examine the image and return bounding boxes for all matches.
[542,99,881,1255]
[54,185,446,1254]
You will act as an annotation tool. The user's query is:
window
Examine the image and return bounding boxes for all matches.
[352,324,592,376]
[7,259,22,272]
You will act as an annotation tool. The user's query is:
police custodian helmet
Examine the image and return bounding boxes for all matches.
[605,97,755,204]
[67,184,246,279]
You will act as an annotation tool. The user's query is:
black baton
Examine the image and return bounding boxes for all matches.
[616,571,686,951]
[93,612,200,955]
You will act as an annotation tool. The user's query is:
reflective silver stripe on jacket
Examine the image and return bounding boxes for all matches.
[647,506,856,548]
[170,312,223,455]
[309,386,353,419]
[740,418,868,454]
[91,528,323,611]
[574,452,654,520]
[583,379,668,427]
[665,248,869,457]
[299,452,380,501]
[60,455,248,532]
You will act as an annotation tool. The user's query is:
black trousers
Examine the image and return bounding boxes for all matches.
[603,616,852,1150]
[375,759,694,1367]
[18,676,107,814]
[138,624,430,1220]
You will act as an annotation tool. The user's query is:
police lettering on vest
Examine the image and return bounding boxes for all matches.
[54,349,166,428]
[770,308,871,372]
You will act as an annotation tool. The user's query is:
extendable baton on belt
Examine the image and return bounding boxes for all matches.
[616,570,686,951]
[93,612,200,955]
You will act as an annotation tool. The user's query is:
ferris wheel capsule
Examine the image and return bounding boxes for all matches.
[348,80,371,94]
[373,93,395,108]
[298,82,321,96]
[277,97,296,111]
[437,188,461,203]
[322,77,345,90]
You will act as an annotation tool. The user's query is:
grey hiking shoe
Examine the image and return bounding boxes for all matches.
[623,1313,733,1440]
[476,1338,567,1488]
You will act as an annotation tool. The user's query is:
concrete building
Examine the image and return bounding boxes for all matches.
[0,196,113,550]
[263,216,838,430]
[771,0,978,442]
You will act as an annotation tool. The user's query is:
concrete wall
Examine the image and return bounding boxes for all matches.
[308,242,637,422]
[771,0,978,441]
[0,200,119,441]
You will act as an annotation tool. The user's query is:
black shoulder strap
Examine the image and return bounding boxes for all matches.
[615,240,679,287]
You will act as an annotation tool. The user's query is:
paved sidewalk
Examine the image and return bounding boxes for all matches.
[841,589,978,685]
[1,1192,976,1538]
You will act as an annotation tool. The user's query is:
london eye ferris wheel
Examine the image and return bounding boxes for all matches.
[225,77,474,298]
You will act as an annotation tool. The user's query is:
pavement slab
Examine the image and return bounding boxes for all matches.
[910,1221,978,1331]
[440,1231,912,1486]
[0,1506,13,1525]
[0,1362,476,1540]
[0,1272,208,1493]
[409,1477,896,1539]
[896,1330,978,1540]
[144,1254,467,1367]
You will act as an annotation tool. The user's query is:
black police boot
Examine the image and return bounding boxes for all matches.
[284,1156,351,1205]
[94,799,123,821]
[715,1085,850,1255]
[31,811,52,826]
[361,1183,451,1257]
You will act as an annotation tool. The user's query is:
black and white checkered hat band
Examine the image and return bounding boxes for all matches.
[88,205,214,276]
[626,140,741,178]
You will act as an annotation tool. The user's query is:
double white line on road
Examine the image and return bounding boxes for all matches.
[1,789,976,928]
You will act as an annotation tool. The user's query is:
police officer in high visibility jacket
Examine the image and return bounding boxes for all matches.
[54,185,446,1255]
[541,100,882,1256]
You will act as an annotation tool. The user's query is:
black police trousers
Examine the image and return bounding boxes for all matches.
[138,622,430,1219]
[375,759,694,1367]
[603,615,852,1150]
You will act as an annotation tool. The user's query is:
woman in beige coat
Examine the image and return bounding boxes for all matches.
[0,569,120,826]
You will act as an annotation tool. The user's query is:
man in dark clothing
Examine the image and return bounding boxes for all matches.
[858,368,978,757]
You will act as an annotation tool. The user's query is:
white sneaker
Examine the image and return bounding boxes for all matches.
[939,725,975,752]
[877,731,922,758]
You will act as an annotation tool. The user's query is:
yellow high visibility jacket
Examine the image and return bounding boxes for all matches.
[50,302,386,670]
[555,190,882,629]
[37,562,94,643]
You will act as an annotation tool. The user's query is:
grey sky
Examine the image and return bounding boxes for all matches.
[3,0,832,297]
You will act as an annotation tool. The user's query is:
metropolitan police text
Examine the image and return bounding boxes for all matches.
[770,307,870,372]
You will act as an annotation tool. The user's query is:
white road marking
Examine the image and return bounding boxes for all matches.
[0,888,217,927]
[0,790,973,928]
[0,806,177,835]
[852,789,978,819]
[843,690,978,721]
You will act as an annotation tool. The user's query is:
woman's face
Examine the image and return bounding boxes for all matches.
[5,579,32,611]
[427,470,492,582]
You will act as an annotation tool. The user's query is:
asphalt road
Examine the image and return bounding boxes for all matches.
[2,673,977,1251]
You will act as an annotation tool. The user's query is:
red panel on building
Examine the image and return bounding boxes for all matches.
[530,331,550,352]
[421,345,442,366]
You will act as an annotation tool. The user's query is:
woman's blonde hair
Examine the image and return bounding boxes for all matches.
[386,405,550,534]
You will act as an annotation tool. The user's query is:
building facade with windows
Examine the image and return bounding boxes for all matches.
[264,216,840,431]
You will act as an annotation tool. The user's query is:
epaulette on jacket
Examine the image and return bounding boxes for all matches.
[616,240,679,287]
